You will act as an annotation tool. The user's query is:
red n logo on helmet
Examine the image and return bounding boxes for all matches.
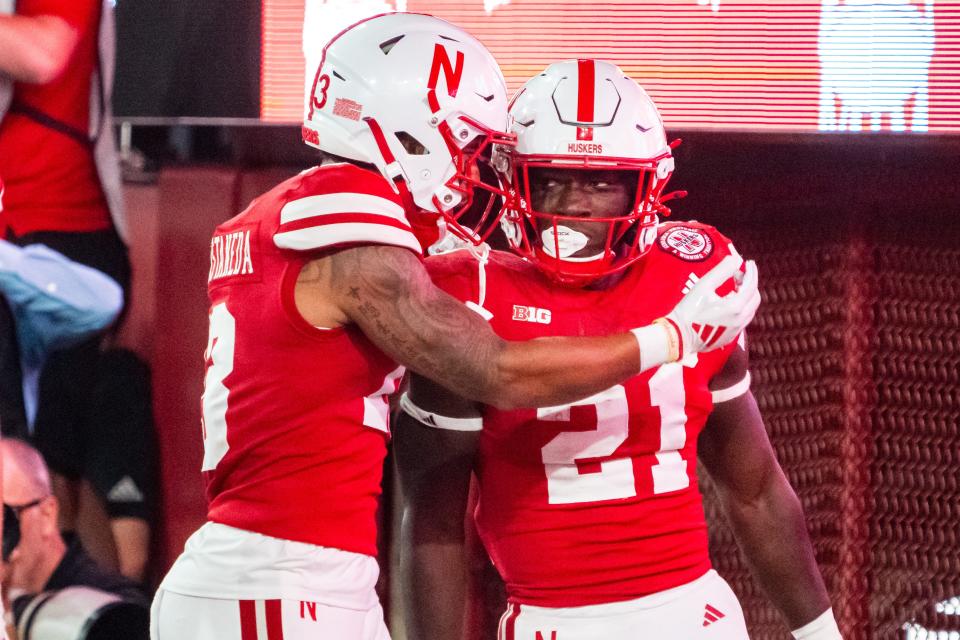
[428,44,465,101]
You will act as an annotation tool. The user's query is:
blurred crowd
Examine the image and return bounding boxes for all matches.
[1,1,153,638]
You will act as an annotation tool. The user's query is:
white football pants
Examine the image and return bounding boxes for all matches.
[151,589,391,640]
[497,570,749,640]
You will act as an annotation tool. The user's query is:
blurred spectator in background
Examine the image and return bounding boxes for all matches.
[47,347,157,583]
[0,295,25,439]
[1,439,148,640]
[0,0,151,583]
[0,235,123,438]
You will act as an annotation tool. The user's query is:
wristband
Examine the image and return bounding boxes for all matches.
[654,316,683,361]
[399,393,484,432]
[792,608,842,640]
[630,324,672,373]
[711,372,752,404]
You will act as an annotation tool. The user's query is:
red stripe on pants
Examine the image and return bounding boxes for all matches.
[502,604,520,640]
[266,600,284,640]
[239,600,257,640]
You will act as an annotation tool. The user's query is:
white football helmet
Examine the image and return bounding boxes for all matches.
[302,13,515,249]
[500,59,683,284]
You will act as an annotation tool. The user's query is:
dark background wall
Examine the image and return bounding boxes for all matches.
[113,0,261,118]
[674,135,960,639]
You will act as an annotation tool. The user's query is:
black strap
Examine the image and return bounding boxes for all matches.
[8,100,93,148]
[7,0,107,150]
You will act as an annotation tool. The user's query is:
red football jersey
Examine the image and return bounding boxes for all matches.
[425,221,740,607]
[0,0,111,236]
[202,164,420,557]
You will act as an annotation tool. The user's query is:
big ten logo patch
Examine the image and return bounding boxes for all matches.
[658,226,714,262]
[512,305,552,324]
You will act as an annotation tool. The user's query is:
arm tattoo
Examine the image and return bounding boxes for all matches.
[330,245,503,400]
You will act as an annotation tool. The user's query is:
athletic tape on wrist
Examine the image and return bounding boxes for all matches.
[653,317,682,362]
[399,393,483,432]
[791,608,842,640]
[631,324,671,373]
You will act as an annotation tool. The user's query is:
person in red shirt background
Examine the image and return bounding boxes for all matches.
[0,0,151,589]
[0,0,122,240]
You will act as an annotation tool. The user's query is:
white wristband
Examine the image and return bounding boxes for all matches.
[711,372,752,404]
[630,324,672,373]
[792,608,842,640]
[399,393,484,432]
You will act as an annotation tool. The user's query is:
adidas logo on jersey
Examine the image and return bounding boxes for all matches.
[703,603,726,627]
[107,476,144,503]
[682,272,700,295]
[512,305,552,325]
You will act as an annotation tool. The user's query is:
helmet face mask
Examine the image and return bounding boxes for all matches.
[432,115,516,245]
[301,13,516,252]
[501,59,680,285]
[507,159,670,285]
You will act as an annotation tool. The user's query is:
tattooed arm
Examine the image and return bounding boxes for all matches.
[299,244,641,409]
[297,244,756,409]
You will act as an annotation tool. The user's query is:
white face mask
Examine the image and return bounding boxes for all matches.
[540,225,603,261]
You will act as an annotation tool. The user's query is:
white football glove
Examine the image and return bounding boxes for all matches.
[660,248,760,360]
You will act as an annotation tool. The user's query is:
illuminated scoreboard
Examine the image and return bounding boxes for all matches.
[262,0,959,133]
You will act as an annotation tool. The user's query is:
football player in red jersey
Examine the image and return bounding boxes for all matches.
[152,18,761,640]
[396,60,841,640]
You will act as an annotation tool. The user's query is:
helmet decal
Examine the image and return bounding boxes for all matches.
[576,59,595,125]
[427,44,465,111]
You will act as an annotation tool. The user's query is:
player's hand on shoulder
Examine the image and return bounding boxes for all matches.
[661,245,760,359]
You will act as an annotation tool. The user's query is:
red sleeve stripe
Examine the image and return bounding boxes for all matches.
[280,193,406,225]
[274,221,422,255]
[278,212,413,234]
[577,58,596,124]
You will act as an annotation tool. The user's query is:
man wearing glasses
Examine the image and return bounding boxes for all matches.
[1,439,147,638]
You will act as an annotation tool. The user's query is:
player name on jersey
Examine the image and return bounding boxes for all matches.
[209,229,255,283]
